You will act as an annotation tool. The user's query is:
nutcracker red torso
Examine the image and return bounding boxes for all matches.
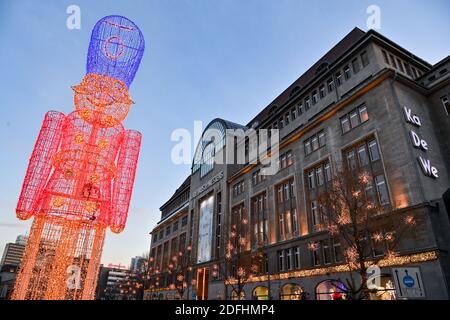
[12,16,145,300]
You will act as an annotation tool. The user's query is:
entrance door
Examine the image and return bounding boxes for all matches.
[196,268,209,300]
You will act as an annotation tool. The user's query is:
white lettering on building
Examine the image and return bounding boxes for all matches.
[403,106,438,179]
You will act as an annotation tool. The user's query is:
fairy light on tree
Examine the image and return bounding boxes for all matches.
[315,163,418,300]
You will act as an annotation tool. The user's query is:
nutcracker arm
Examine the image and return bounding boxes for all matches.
[16,111,65,220]
[109,129,142,233]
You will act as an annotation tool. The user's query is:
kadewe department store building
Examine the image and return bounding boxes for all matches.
[147,27,450,300]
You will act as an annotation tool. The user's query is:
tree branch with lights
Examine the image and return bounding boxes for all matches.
[314,164,418,300]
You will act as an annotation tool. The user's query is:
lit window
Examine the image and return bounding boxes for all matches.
[291,208,298,233]
[368,140,380,161]
[359,105,369,123]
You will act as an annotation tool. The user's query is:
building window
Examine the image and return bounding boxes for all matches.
[286,248,293,270]
[291,107,297,120]
[352,58,360,74]
[375,175,390,205]
[312,244,321,266]
[340,104,369,133]
[389,54,397,69]
[344,65,351,80]
[308,170,315,190]
[368,139,380,162]
[324,162,332,182]
[181,215,188,227]
[341,117,350,133]
[294,247,301,269]
[312,90,319,104]
[252,192,267,247]
[441,95,450,115]
[361,51,369,67]
[233,180,245,197]
[165,226,171,236]
[316,167,324,187]
[358,144,369,166]
[304,130,326,155]
[327,78,334,93]
[404,62,412,76]
[172,221,179,232]
[323,240,332,265]
[305,97,311,111]
[335,72,342,86]
[297,102,304,115]
[279,150,293,170]
[382,50,389,64]
[397,58,405,73]
[319,85,326,99]
[276,178,296,241]
[333,240,343,262]
[278,251,285,271]
[311,200,319,226]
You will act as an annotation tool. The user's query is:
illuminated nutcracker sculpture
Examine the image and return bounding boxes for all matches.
[12,16,145,300]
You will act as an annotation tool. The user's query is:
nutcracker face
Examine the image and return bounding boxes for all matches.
[73,73,132,127]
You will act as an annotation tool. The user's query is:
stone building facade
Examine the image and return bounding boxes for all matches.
[147,27,450,300]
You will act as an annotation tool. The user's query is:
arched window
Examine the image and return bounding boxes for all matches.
[315,280,346,300]
[289,86,301,97]
[315,61,330,75]
[231,290,246,300]
[252,286,269,300]
[280,283,304,300]
[192,119,247,178]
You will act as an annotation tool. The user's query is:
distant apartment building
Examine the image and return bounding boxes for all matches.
[148,27,450,300]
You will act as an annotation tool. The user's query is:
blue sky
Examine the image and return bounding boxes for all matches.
[0,0,449,266]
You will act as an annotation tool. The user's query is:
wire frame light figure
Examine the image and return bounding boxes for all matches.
[12,15,145,300]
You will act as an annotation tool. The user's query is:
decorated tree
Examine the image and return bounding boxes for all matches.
[223,206,264,300]
[168,245,193,299]
[314,163,418,300]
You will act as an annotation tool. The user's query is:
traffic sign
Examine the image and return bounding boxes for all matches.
[392,267,425,299]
